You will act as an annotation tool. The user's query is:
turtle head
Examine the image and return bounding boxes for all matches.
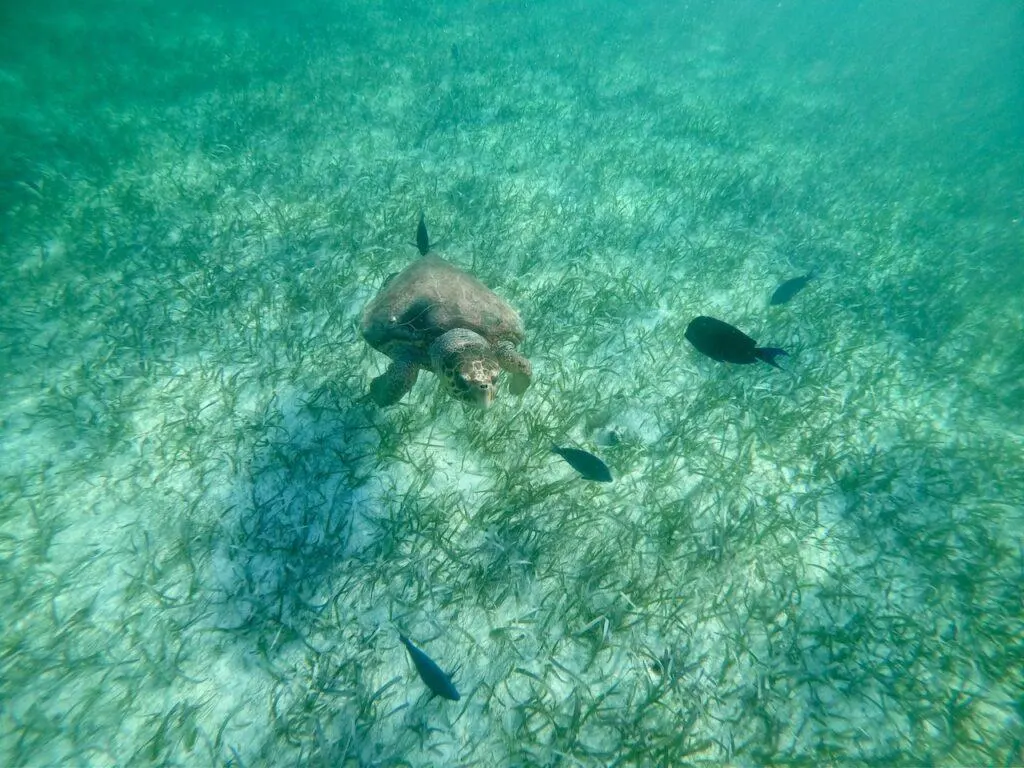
[429,329,501,408]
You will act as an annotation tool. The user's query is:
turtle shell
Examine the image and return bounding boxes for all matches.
[360,255,525,366]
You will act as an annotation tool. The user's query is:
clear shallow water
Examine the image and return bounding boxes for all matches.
[1,1,1022,765]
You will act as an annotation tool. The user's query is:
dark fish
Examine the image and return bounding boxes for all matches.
[684,315,788,369]
[415,213,431,255]
[770,272,814,305]
[399,634,460,701]
[552,445,613,482]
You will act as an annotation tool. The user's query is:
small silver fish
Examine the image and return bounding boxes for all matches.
[399,634,460,701]
[552,445,613,482]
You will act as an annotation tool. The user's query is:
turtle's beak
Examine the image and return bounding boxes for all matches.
[454,355,500,408]
[466,383,494,409]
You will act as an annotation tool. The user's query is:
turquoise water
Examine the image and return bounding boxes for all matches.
[2,1,1022,765]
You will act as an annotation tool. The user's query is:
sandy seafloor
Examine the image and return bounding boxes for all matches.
[1,1,1022,765]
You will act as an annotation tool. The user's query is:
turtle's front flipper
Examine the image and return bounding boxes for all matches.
[369,359,420,406]
[494,341,532,395]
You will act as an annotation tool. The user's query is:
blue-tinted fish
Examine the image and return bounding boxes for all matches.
[552,445,613,483]
[399,634,460,701]
[415,213,431,255]
[684,315,788,368]
[770,272,814,305]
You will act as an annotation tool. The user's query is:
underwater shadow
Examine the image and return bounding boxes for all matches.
[207,382,382,648]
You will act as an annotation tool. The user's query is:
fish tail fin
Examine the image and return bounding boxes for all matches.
[755,347,789,369]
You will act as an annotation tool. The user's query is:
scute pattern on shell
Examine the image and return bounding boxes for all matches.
[360,255,525,365]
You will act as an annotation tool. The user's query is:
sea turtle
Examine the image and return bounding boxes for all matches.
[359,243,532,408]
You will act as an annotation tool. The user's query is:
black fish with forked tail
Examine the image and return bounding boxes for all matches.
[399,634,460,701]
[415,212,431,255]
[684,315,788,368]
[552,445,613,483]
[770,272,815,305]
